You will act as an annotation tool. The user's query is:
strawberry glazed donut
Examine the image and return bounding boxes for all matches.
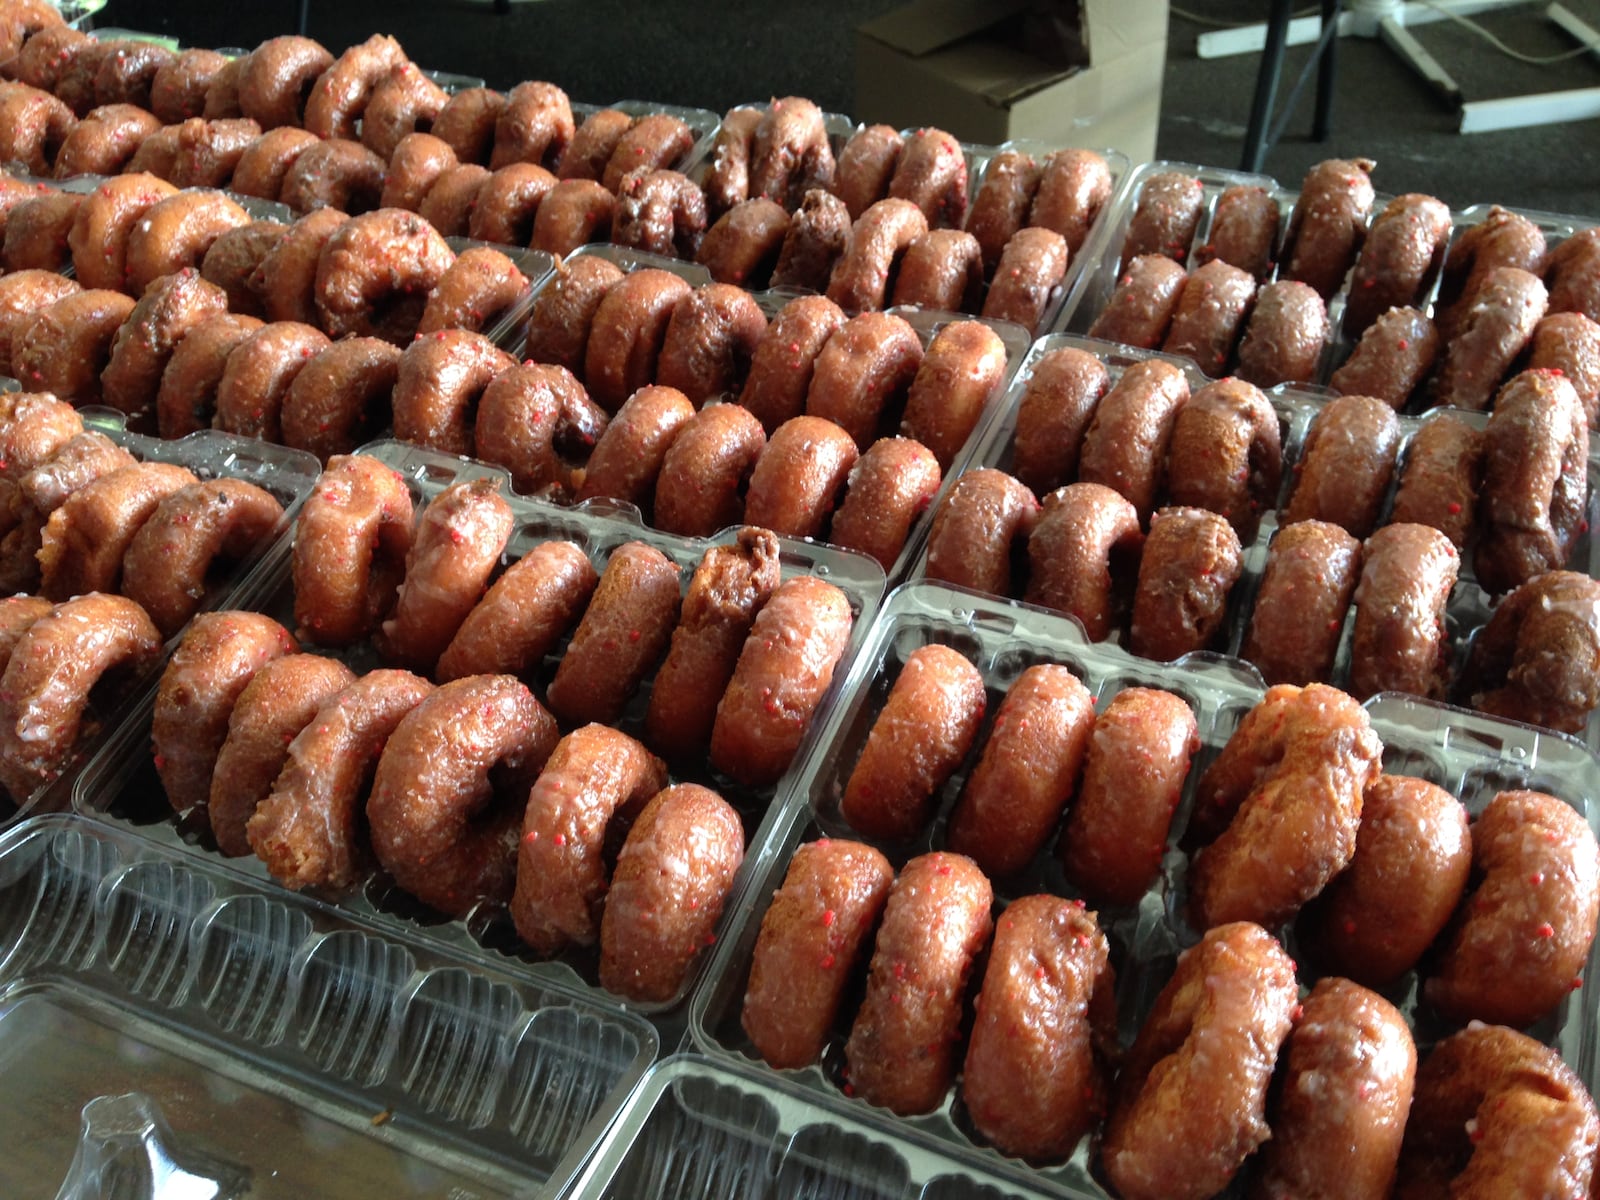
[886,127,967,230]
[1469,570,1600,734]
[123,189,251,295]
[1077,357,1192,523]
[0,270,78,377]
[1282,393,1403,539]
[212,320,331,444]
[1431,266,1548,411]
[1437,204,1546,321]
[0,593,160,800]
[1166,375,1283,540]
[845,851,993,1116]
[303,33,406,140]
[0,598,50,678]
[292,454,415,647]
[575,383,692,513]
[1058,686,1200,906]
[474,362,607,498]
[946,663,1094,880]
[279,336,401,461]
[238,34,333,130]
[840,643,986,842]
[488,80,573,172]
[252,207,348,325]
[2,191,80,273]
[313,207,455,344]
[890,228,983,312]
[1241,520,1363,686]
[150,611,296,815]
[545,540,681,727]
[702,106,762,212]
[1024,482,1143,639]
[247,668,434,889]
[710,573,853,787]
[53,39,113,119]
[924,468,1039,597]
[3,435,134,597]
[53,102,159,177]
[512,725,668,954]
[612,166,708,260]
[583,267,693,412]
[529,177,615,257]
[560,107,632,184]
[1348,522,1458,700]
[379,130,456,212]
[599,112,692,191]
[965,150,1040,274]
[1198,184,1280,279]
[390,329,516,457]
[1547,226,1600,321]
[93,41,175,110]
[0,392,80,484]
[742,838,894,1069]
[415,161,490,237]
[435,539,596,683]
[1086,253,1189,349]
[655,282,769,405]
[1128,506,1243,661]
[101,268,229,428]
[899,318,1008,471]
[1029,148,1112,256]
[368,674,559,916]
[123,121,178,177]
[835,124,902,220]
[1329,305,1439,409]
[805,311,924,450]
[523,253,622,374]
[1234,279,1329,388]
[599,782,746,1002]
[360,63,447,161]
[11,288,135,404]
[696,197,789,288]
[9,24,89,95]
[980,226,1068,333]
[1528,311,1600,427]
[1100,921,1298,1200]
[467,162,556,246]
[742,415,859,539]
[201,221,286,317]
[828,436,942,569]
[1187,683,1382,930]
[200,56,242,119]
[826,197,929,312]
[279,137,385,215]
[738,294,847,433]
[1283,156,1376,299]
[652,403,767,537]
[643,528,781,759]
[1010,347,1110,496]
[38,462,197,601]
[1120,170,1205,263]
[166,116,262,189]
[432,86,503,165]
[1160,258,1257,376]
[771,187,850,292]
[962,895,1113,1162]
[1343,192,1452,336]
[748,97,835,211]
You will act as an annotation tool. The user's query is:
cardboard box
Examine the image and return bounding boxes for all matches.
[855,0,1168,163]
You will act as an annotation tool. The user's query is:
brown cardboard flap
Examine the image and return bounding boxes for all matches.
[858,0,1033,57]
[1083,0,1168,62]
[928,40,1083,106]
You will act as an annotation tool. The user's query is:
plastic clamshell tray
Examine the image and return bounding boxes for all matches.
[0,812,657,1199]
[688,577,1600,1199]
[71,435,887,1024]
[0,410,320,828]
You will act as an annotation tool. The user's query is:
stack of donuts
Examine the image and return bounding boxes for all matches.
[734,653,1600,1195]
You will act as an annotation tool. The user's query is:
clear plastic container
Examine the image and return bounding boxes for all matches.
[689,578,1600,1198]
[0,813,657,1199]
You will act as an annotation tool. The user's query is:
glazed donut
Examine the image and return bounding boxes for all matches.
[1474,368,1588,595]
[964,150,1040,275]
[890,229,983,312]
[247,668,434,888]
[92,40,175,110]
[10,288,134,403]
[124,188,251,295]
[1029,150,1111,257]
[1010,347,1111,496]
[122,479,286,638]
[432,86,503,165]
[642,527,781,757]
[1348,522,1458,700]
[200,220,285,316]
[1528,311,1600,427]
[599,782,746,1002]
[738,293,847,433]
[1241,520,1362,686]
[368,674,558,915]
[652,403,767,536]
[379,130,456,212]
[488,79,572,171]
[53,102,158,177]
[612,166,708,260]
[1165,375,1283,540]
[1024,482,1144,638]
[1546,226,1600,322]
[1433,266,1549,411]
[576,383,693,511]
[37,461,197,600]
[1100,922,1297,1200]
[1282,393,1403,538]
[166,116,260,189]
[226,126,318,202]
[1077,357,1191,522]
[0,596,50,677]
[1160,258,1257,375]
[155,312,263,439]
[1121,171,1205,263]
[417,246,528,337]
[1427,789,1600,1027]
[924,467,1039,596]
[200,55,242,119]
[292,453,415,647]
[0,80,69,177]
[845,851,993,1116]
[743,414,859,538]
[9,24,89,94]
[102,268,229,427]
[1253,979,1416,1200]
[828,436,941,569]
[826,197,929,312]
[151,611,296,814]
[1387,415,1482,552]
[544,540,681,726]
[1187,683,1382,929]
[0,392,81,492]
[53,38,111,118]
[390,329,515,456]
[742,838,894,1070]
[303,33,406,140]
[1195,183,1279,279]
[1,191,79,273]
[885,126,967,230]
[1128,506,1243,661]
[1329,305,1438,409]
[1469,570,1600,733]
[415,162,490,236]
[279,137,385,215]
[1059,686,1199,905]
[1283,157,1376,299]
[695,197,789,289]
[0,592,162,801]
[212,320,331,443]
[702,106,762,212]
[467,162,556,246]
[0,270,77,377]
[435,538,597,682]
[1395,1023,1599,1197]
[2,432,133,595]
[238,35,332,129]
[841,643,986,841]
[1437,204,1546,320]
[511,724,668,953]
[1086,253,1189,349]
[656,281,769,404]
[123,120,179,178]
[1344,192,1451,336]
[899,319,1007,470]
[709,573,853,787]
[474,361,605,498]
[962,895,1111,1162]
[805,311,924,449]
[748,96,834,210]
[359,62,447,161]
[835,123,902,221]
[251,206,347,325]
[1310,772,1471,986]
[523,252,624,374]
[979,226,1068,333]
[1233,278,1329,387]
[599,111,692,192]
[947,663,1094,879]
[377,477,513,673]
[314,207,455,343]
[559,107,632,183]
[582,267,692,411]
